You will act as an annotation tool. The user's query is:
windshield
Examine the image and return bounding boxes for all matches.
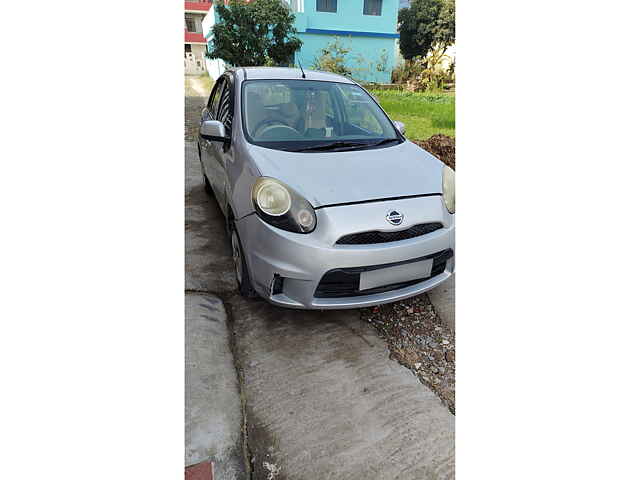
[241,79,401,152]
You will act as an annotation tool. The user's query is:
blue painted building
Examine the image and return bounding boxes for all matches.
[290,0,400,83]
[204,0,401,83]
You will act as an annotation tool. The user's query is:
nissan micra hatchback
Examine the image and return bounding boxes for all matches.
[198,67,454,309]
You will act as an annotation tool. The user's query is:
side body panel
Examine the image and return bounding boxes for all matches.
[226,71,262,220]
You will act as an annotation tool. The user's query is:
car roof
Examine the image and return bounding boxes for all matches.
[230,67,357,84]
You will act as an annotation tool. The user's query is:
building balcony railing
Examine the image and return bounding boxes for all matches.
[185,30,207,44]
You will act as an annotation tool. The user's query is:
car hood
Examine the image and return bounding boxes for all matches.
[247,141,444,208]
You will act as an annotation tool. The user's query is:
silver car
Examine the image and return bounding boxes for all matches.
[198,67,454,310]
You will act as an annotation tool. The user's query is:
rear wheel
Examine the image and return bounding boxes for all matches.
[231,227,256,298]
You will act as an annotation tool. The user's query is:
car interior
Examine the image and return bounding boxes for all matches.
[243,81,390,143]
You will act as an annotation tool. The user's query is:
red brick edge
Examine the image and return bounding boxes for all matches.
[185,461,214,480]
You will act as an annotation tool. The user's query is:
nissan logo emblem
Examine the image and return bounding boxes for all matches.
[386,210,404,226]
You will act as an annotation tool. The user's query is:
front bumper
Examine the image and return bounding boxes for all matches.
[235,195,455,310]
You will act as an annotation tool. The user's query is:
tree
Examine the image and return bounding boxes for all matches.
[398,0,455,60]
[435,0,455,47]
[207,0,303,67]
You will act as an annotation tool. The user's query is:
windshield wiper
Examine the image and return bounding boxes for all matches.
[370,137,400,147]
[292,141,370,152]
[292,138,401,153]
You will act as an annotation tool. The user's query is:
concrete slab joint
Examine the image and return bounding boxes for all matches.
[185,293,248,480]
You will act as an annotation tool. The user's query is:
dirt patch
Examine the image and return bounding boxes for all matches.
[416,134,455,170]
[362,293,455,414]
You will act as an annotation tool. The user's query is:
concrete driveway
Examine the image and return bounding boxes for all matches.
[185,90,454,479]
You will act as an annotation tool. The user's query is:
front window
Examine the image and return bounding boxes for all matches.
[242,80,401,152]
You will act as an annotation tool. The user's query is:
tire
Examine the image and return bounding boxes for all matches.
[230,227,257,298]
[203,174,213,195]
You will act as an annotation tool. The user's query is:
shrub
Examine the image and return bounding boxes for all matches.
[393,45,455,91]
[312,37,352,76]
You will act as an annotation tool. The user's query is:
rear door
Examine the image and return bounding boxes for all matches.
[200,76,224,194]
[209,74,235,208]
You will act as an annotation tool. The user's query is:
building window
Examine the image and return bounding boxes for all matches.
[185,44,192,53]
[286,0,304,12]
[185,14,202,33]
[316,0,337,13]
[363,0,382,16]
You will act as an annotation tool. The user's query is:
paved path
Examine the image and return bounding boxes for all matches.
[185,115,246,478]
[428,275,455,333]
[228,296,455,479]
[185,76,210,98]
[185,89,455,479]
[185,293,246,480]
[185,142,237,294]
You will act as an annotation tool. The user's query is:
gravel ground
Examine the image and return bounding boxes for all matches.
[362,134,456,415]
[361,293,456,415]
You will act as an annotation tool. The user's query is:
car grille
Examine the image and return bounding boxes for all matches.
[335,223,443,245]
[314,249,453,298]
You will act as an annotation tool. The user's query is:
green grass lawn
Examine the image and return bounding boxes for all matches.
[369,90,455,140]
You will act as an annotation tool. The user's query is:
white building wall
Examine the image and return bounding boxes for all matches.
[201,6,226,80]
[185,44,207,75]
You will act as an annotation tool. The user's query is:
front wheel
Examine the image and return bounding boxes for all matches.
[231,228,256,298]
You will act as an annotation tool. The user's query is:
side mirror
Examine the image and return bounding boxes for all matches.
[393,120,406,135]
[200,120,227,141]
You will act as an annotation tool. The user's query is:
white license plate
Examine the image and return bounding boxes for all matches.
[359,259,433,291]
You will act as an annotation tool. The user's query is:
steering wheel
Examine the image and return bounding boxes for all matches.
[256,124,302,140]
[254,118,301,139]
[254,118,289,136]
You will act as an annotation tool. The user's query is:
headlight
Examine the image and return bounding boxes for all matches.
[255,180,291,215]
[442,165,455,214]
[252,177,317,233]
